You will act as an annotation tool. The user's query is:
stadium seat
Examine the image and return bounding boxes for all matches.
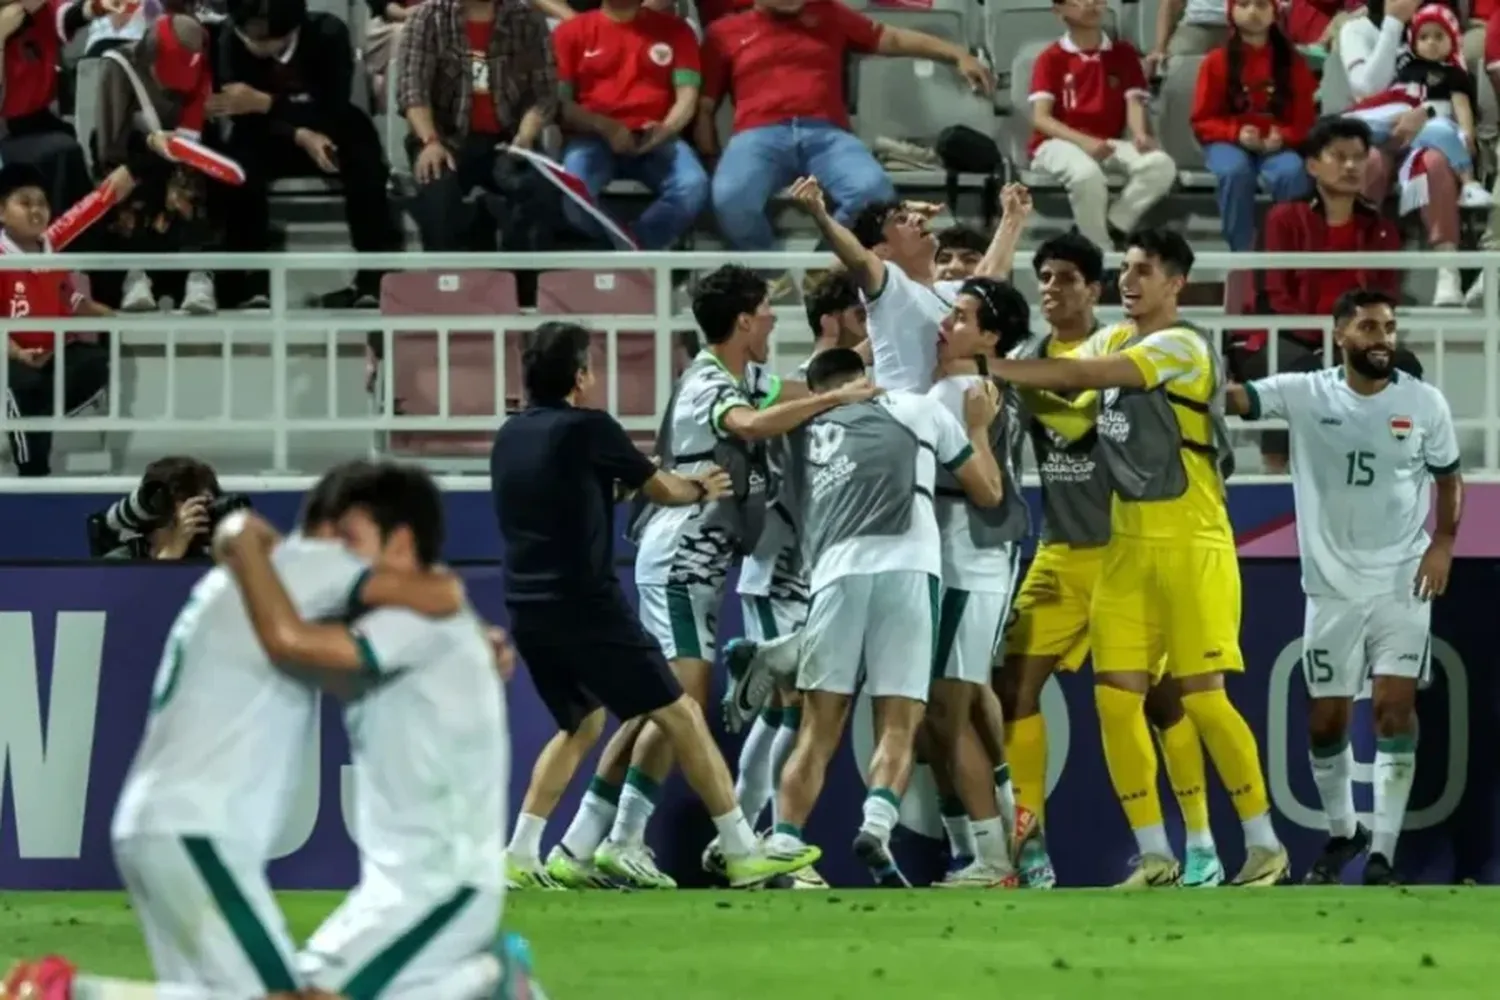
[384,42,410,178]
[378,270,520,459]
[990,3,1065,111]
[1156,54,1209,179]
[1003,40,1052,173]
[74,58,102,176]
[1319,50,1353,114]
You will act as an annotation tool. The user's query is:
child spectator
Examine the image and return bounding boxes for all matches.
[1192,0,1317,251]
[1028,0,1176,253]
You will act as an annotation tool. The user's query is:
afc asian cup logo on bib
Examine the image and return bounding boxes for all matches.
[806,423,845,466]
[1389,415,1413,440]
[648,43,673,66]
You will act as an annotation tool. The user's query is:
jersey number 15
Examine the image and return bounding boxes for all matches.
[1344,450,1376,487]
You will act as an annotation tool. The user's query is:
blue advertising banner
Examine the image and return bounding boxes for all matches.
[2,560,1497,890]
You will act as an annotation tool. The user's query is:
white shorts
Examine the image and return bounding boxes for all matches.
[299,883,503,1000]
[637,581,724,662]
[934,585,1013,685]
[797,571,938,702]
[114,834,299,994]
[740,593,810,642]
[1302,591,1433,700]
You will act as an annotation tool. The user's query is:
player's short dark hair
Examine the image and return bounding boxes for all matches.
[141,455,221,504]
[331,461,445,567]
[805,347,866,391]
[692,265,768,345]
[804,270,862,334]
[1332,287,1398,326]
[1125,227,1195,278]
[522,321,592,404]
[1033,230,1105,285]
[935,225,989,256]
[959,277,1032,355]
[300,460,375,528]
[849,200,902,251]
[1302,116,1372,159]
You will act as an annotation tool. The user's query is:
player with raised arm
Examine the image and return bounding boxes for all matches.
[1226,288,1463,885]
[763,348,1006,887]
[990,228,1289,887]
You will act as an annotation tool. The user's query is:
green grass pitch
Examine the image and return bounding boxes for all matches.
[3,889,1497,997]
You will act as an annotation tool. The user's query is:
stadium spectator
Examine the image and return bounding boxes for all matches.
[398,0,560,253]
[695,0,748,27]
[92,14,218,315]
[0,164,112,478]
[552,0,707,250]
[1028,0,1176,253]
[1461,0,1491,68]
[1146,0,1229,72]
[0,0,116,216]
[100,456,224,559]
[1284,0,1362,48]
[1191,0,1316,252]
[1480,5,1500,288]
[361,0,418,108]
[81,0,157,56]
[210,0,402,310]
[1339,0,1467,306]
[1246,117,1399,470]
[933,224,991,281]
[698,0,991,253]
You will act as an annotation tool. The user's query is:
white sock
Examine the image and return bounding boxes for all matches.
[993,763,1017,842]
[971,816,1010,865]
[507,812,547,863]
[1133,823,1173,859]
[712,807,758,858]
[1185,826,1217,852]
[734,713,779,826]
[860,789,901,845]
[1309,741,1357,840]
[609,781,657,846]
[768,709,800,828]
[559,786,617,860]
[71,977,216,999]
[1372,734,1418,861]
[940,803,976,860]
[1241,812,1279,851]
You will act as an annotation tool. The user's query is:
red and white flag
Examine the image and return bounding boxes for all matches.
[499,144,640,251]
[46,183,122,251]
[165,135,247,186]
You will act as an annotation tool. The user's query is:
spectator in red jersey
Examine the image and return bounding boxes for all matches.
[400,0,560,253]
[1246,117,1400,470]
[1,0,126,217]
[1284,0,1364,47]
[695,0,747,28]
[0,164,112,477]
[1460,0,1491,68]
[1192,0,1315,251]
[698,0,992,253]
[553,0,706,249]
[1028,0,1175,254]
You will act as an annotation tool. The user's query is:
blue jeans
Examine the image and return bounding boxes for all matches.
[1203,144,1311,252]
[560,136,709,250]
[1406,117,1472,175]
[711,119,896,250]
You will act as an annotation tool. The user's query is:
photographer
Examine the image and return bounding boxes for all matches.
[91,456,248,560]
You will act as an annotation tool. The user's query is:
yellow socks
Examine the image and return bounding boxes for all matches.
[1181,689,1271,825]
[1156,716,1211,842]
[1094,685,1164,834]
[1006,713,1049,822]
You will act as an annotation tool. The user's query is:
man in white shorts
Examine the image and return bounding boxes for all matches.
[761,348,1005,886]
[216,462,545,1000]
[1229,288,1463,887]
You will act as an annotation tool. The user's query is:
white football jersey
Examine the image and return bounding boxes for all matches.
[111,536,367,853]
[343,606,506,896]
[927,374,1015,592]
[866,262,962,393]
[1246,368,1460,599]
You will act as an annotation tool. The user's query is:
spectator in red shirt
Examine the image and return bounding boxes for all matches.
[1247,117,1400,470]
[698,0,992,252]
[1284,0,1363,47]
[1191,0,1315,251]
[1028,0,1176,254]
[553,0,707,249]
[0,164,112,477]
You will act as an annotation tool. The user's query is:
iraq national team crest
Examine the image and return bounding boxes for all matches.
[1389,415,1414,440]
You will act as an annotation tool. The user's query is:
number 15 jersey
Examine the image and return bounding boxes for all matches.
[1243,368,1460,600]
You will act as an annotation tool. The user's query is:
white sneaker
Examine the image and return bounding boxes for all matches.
[933,858,1018,888]
[1459,181,1493,209]
[594,840,677,889]
[181,271,217,315]
[1433,268,1465,307]
[121,270,156,312]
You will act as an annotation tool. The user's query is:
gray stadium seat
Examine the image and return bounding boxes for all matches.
[1319,49,1353,114]
[853,10,1000,149]
[74,58,102,176]
[1156,53,1207,177]
[1003,40,1051,172]
[989,3,1065,109]
[384,41,411,177]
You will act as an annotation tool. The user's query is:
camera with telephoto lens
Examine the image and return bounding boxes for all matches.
[88,458,250,558]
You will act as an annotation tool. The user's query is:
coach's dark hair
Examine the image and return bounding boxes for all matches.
[523,321,592,404]
[1033,230,1105,285]
[849,200,902,251]
[804,347,866,392]
[804,270,862,334]
[1126,227,1195,278]
[960,277,1032,356]
[935,224,989,257]
[300,460,377,528]
[1302,116,1372,159]
[1331,287,1398,326]
[692,265,768,345]
[331,462,445,567]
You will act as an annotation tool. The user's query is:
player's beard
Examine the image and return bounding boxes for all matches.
[1347,346,1392,380]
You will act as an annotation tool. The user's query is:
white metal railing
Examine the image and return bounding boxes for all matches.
[0,250,1497,473]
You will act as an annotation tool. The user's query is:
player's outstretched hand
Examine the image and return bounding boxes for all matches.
[829,376,883,406]
[487,626,517,682]
[1414,539,1453,600]
[963,379,1002,429]
[787,176,830,219]
[694,466,733,501]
